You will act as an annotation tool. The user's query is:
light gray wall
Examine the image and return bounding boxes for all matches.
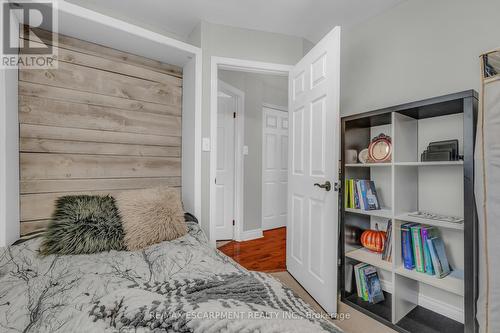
[218,70,288,232]
[189,21,309,240]
[341,0,500,116]
[187,23,201,48]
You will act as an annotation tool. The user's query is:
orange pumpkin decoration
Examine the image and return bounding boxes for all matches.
[360,224,386,253]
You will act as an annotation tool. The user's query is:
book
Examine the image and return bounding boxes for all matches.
[354,263,369,299]
[365,181,381,210]
[382,220,392,262]
[359,265,370,301]
[358,180,380,210]
[421,226,438,275]
[364,266,385,304]
[401,223,415,270]
[344,179,351,208]
[356,180,365,210]
[350,180,355,209]
[345,263,354,293]
[354,262,364,297]
[427,236,451,278]
[358,180,369,210]
[410,224,425,273]
[353,181,360,209]
[346,179,381,211]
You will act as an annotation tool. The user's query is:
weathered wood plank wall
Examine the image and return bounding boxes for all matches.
[19,29,183,236]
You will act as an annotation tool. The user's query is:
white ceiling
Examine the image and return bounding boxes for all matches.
[65,0,405,43]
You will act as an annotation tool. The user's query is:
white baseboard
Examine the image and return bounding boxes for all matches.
[418,293,464,323]
[379,281,463,323]
[262,221,286,231]
[238,229,263,241]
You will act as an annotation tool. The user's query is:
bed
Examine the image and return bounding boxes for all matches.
[0,220,342,333]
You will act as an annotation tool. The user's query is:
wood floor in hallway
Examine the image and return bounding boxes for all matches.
[217,227,286,273]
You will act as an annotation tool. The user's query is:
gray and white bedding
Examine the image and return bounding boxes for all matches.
[0,222,341,333]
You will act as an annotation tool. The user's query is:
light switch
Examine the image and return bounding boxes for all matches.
[202,137,211,151]
[243,145,249,155]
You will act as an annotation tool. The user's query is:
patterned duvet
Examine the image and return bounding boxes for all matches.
[0,222,342,333]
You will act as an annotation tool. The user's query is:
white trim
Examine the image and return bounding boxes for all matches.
[239,229,264,241]
[216,57,292,76]
[418,293,464,323]
[194,53,202,220]
[217,80,245,242]
[209,57,292,246]
[54,1,199,65]
[0,9,20,247]
[262,103,288,112]
[181,56,203,220]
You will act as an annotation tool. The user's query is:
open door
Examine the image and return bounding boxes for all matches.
[287,26,341,314]
[215,81,240,240]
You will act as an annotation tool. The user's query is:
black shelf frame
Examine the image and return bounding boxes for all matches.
[338,90,479,333]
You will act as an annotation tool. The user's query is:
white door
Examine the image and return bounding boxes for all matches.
[287,26,341,314]
[262,107,289,230]
[215,82,237,240]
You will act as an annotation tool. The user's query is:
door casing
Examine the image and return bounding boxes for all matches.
[210,57,292,246]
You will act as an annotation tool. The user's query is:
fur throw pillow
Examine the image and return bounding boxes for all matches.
[40,195,125,255]
[115,186,187,250]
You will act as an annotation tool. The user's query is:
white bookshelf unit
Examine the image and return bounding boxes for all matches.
[340,91,478,333]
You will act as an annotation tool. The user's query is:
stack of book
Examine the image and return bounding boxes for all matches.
[401,223,451,278]
[381,220,392,262]
[344,179,381,210]
[354,263,385,304]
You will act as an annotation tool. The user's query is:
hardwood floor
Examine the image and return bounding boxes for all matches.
[217,227,286,273]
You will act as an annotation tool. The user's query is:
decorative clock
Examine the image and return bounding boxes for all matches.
[368,134,392,163]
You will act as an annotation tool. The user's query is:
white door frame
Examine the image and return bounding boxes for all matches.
[210,56,292,246]
[216,80,245,241]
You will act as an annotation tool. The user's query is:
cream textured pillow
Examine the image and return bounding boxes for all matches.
[115,186,188,250]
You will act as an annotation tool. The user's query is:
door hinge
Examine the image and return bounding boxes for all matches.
[337,258,342,267]
[233,112,236,118]
[232,220,235,226]
[215,178,217,184]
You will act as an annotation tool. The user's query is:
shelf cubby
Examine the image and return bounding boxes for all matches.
[345,163,392,167]
[394,266,464,296]
[340,91,478,333]
[395,212,464,230]
[345,207,393,219]
[397,306,464,333]
[345,247,392,272]
[394,161,463,167]
[345,292,393,323]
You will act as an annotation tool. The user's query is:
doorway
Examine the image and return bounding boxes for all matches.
[210,26,341,312]
[214,66,290,273]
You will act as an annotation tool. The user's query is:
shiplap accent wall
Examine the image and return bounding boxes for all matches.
[19,28,183,236]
